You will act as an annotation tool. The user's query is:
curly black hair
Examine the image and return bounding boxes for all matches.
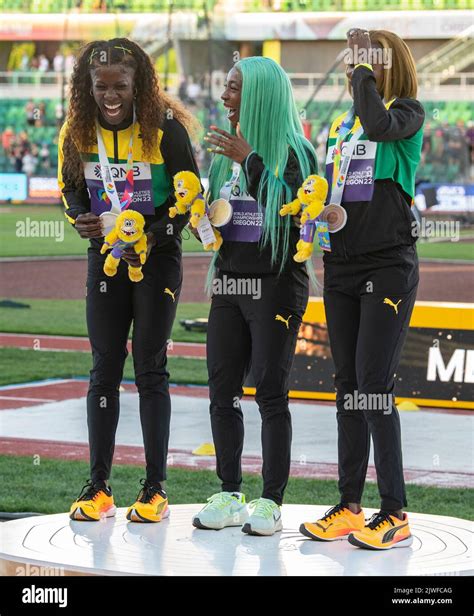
[62,38,199,186]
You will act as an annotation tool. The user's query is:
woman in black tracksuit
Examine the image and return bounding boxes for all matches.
[300,29,424,550]
[191,57,318,536]
[59,39,199,523]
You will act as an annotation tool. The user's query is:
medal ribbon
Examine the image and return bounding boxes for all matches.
[96,108,136,214]
[330,106,365,206]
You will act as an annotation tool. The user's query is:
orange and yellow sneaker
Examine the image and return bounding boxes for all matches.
[69,480,116,521]
[126,479,170,523]
[299,503,365,541]
[348,511,413,550]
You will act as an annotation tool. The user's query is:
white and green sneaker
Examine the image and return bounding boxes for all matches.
[192,492,248,530]
[242,498,283,536]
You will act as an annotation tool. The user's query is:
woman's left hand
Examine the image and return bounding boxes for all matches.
[204,123,253,164]
[122,232,156,267]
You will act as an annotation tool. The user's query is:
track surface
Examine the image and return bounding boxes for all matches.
[1,256,473,302]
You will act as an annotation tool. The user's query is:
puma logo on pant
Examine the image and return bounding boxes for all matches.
[164,287,176,302]
[383,298,402,315]
[275,314,292,329]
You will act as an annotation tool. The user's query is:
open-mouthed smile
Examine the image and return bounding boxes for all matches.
[103,102,123,118]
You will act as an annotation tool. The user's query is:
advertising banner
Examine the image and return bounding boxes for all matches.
[245,299,474,410]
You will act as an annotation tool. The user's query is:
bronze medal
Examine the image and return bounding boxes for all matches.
[320,203,347,233]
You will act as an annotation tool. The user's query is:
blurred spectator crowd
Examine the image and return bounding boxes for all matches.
[313,119,473,185]
[0,100,64,175]
[420,121,474,184]
[17,52,76,73]
[1,127,55,176]
[1,90,472,186]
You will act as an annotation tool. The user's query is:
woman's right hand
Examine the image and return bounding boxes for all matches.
[75,213,103,239]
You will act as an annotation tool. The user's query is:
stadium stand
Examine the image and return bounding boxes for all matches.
[1,0,471,11]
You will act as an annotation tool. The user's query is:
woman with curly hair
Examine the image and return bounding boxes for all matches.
[58,38,200,523]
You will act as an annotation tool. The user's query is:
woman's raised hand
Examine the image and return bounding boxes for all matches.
[346,28,371,52]
[204,123,253,164]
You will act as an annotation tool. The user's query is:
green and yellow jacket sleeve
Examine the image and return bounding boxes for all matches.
[57,122,91,225]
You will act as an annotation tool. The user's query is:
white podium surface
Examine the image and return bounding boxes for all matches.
[1,505,472,576]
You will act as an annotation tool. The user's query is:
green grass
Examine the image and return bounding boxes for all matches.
[1,206,84,257]
[0,299,210,386]
[0,455,471,519]
[0,299,209,343]
[0,348,208,387]
[416,240,474,261]
[0,205,205,257]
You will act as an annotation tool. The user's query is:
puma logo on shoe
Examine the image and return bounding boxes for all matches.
[275,314,292,329]
[383,298,402,315]
[382,523,409,543]
[316,522,333,531]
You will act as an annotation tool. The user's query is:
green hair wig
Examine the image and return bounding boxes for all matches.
[207,56,317,270]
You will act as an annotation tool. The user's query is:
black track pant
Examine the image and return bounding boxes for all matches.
[323,244,419,512]
[86,246,182,485]
[207,270,309,505]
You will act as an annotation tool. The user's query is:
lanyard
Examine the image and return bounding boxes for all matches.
[220,162,242,201]
[330,107,365,206]
[96,109,136,214]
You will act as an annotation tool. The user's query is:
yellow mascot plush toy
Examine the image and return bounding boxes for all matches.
[169,170,222,251]
[100,209,147,282]
[279,174,328,262]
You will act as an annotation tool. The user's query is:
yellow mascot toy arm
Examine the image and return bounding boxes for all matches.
[189,195,206,229]
[100,229,118,254]
[300,198,325,226]
[133,233,148,265]
[279,198,302,217]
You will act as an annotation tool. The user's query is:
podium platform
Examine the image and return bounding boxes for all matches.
[1,505,472,576]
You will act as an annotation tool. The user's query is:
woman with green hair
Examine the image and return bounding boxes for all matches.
[192,56,318,536]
